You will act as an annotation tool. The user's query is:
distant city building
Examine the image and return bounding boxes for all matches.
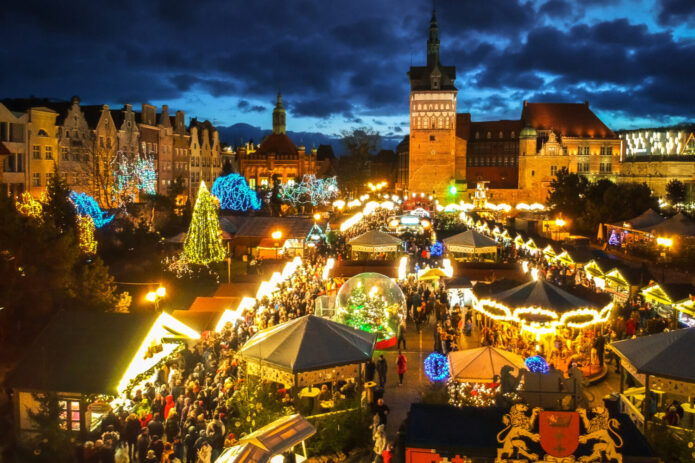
[237,93,317,188]
[406,10,623,204]
[0,97,222,202]
[620,129,695,157]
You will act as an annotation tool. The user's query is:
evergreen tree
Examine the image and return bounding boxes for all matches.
[345,285,386,332]
[666,179,687,206]
[183,181,226,265]
[27,393,75,463]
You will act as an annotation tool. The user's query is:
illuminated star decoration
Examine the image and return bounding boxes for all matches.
[211,173,261,211]
[69,191,114,228]
[424,352,450,381]
[524,355,550,374]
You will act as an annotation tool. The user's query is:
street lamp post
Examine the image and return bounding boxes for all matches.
[146,286,166,311]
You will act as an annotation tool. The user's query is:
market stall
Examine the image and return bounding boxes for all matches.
[446,275,474,308]
[442,230,499,262]
[239,315,376,389]
[215,414,315,463]
[348,229,403,260]
[609,328,695,431]
[640,282,695,328]
[603,208,665,249]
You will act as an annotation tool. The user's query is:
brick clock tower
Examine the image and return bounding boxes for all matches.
[407,10,458,197]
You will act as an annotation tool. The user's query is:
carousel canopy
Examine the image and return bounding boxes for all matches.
[215,414,315,463]
[443,230,498,253]
[448,346,526,383]
[650,212,695,237]
[610,328,695,382]
[614,208,665,231]
[239,315,376,372]
[490,279,596,312]
[348,229,403,252]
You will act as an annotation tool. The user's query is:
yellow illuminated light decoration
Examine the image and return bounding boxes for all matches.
[340,212,363,231]
[117,312,199,393]
[333,199,346,210]
[183,181,226,265]
[442,258,454,277]
[368,181,388,192]
[322,257,335,280]
[473,298,614,338]
[15,192,43,219]
[77,215,97,255]
[397,256,408,280]
[215,297,256,332]
[657,237,673,247]
[347,199,362,209]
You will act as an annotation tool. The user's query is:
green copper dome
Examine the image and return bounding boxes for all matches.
[520,126,537,138]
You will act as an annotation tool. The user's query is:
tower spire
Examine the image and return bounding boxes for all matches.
[427,8,440,68]
[272,91,286,135]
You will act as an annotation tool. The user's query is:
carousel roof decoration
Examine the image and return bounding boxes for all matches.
[474,279,613,337]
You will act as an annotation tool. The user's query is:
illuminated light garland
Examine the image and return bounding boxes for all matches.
[347,199,362,208]
[215,297,256,332]
[447,380,519,408]
[211,173,261,211]
[397,256,408,280]
[77,215,97,255]
[521,260,529,274]
[524,355,550,374]
[136,156,157,195]
[424,352,450,381]
[333,199,346,210]
[113,152,157,201]
[279,175,338,207]
[69,191,114,228]
[442,258,454,277]
[340,212,364,232]
[15,192,43,219]
[183,181,226,265]
[322,257,335,281]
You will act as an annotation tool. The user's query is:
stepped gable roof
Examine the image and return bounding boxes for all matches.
[469,120,523,142]
[521,101,616,139]
[5,311,158,395]
[2,98,70,124]
[456,113,471,139]
[255,133,298,157]
[239,315,376,372]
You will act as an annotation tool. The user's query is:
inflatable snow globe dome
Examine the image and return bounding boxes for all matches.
[335,272,406,347]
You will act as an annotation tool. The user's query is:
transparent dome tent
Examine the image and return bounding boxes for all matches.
[335,272,406,348]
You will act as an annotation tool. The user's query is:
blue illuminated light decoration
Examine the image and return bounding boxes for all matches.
[305,223,325,242]
[430,241,443,257]
[424,352,450,381]
[524,355,550,374]
[69,191,114,228]
[279,175,338,207]
[211,173,261,211]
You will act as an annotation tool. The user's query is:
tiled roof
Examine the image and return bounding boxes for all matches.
[521,102,616,138]
[469,120,523,142]
[255,133,298,157]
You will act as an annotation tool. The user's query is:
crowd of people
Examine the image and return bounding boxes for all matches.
[78,255,335,463]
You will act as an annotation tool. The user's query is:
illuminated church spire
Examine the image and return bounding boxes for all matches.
[427,9,440,68]
[272,92,286,135]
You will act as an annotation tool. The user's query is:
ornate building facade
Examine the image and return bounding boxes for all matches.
[237,93,317,188]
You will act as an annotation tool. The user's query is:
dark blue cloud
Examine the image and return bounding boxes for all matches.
[0,0,692,133]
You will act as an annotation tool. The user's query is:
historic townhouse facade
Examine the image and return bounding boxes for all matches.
[1,97,221,202]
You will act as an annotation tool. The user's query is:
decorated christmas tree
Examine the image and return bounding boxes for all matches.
[344,284,389,335]
[183,181,226,265]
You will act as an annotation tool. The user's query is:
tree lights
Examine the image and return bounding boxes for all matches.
[69,191,114,228]
[183,181,226,265]
[76,215,97,255]
[279,175,338,207]
[211,173,261,211]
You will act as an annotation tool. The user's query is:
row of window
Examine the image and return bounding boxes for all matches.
[467,157,519,167]
[548,163,612,176]
[415,116,452,130]
[413,103,452,111]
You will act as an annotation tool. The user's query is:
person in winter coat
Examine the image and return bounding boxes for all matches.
[164,394,176,419]
[396,351,407,386]
[376,355,388,388]
[372,424,387,463]
[136,428,150,463]
[382,442,394,463]
[123,413,141,461]
[165,410,179,442]
[184,426,198,463]
[365,358,376,382]
[147,413,165,440]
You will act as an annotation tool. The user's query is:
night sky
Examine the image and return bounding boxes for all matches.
[1,0,694,140]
